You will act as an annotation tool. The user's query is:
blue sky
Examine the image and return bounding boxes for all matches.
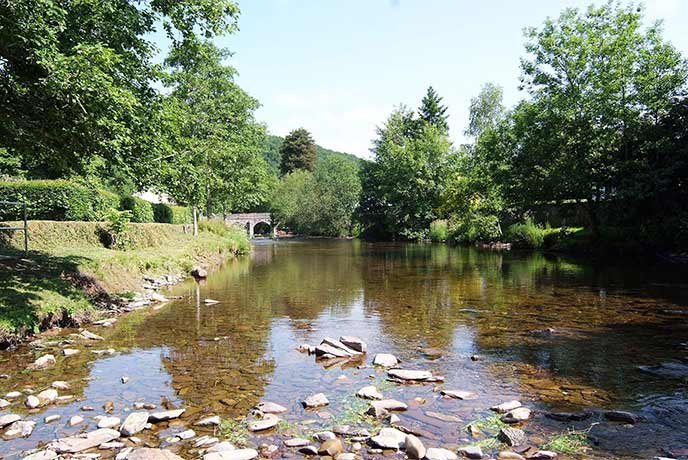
[178,0,688,158]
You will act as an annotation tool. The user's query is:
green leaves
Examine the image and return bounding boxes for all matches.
[279,128,318,175]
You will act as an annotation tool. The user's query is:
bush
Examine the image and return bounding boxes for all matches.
[101,209,133,249]
[507,219,546,249]
[153,203,191,224]
[429,220,449,242]
[120,196,154,223]
[0,179,118,221]
[448,213,501,244]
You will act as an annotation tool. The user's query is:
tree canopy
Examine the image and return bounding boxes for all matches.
[279,128,317,175]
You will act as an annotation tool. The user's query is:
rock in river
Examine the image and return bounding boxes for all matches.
[121,412,150,436]
[149,408,185,422]
[25,395,40,409]
[48,428,121,453]
[604,410,640,424]
[491,400,522,413]
[357,385,383,400]
[318,438,344,457]
[248,413,279,431]
[195,415,222,426]
[440,390,476,400]
[23,450,58,460]
[339,336,367,353]
[97,416,121,429]
[191,267,208,278]
[0,398,10,408]
[127,448,185,460]
[498,427,526,447]
[80,330,104,341]
[284,438,310,448]
[425,448,458,460]
[37,389,58,405]
[204,449,259,460]
[302,393,328,408]
[387,369,432,381]
[0,414,21,427]
[29,354,56,370]
[367,399,408,417]
[458,446,483,459]
[405,434,425,460]
[4,420,36,439]
[373,353,399,367]
[502,407,531,424]
[527,451,557,460]
[255,401,287,414]
[369,427,406,449]
[51,381,70,390]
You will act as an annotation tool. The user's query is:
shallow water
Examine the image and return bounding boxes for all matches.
[1,240,688,459]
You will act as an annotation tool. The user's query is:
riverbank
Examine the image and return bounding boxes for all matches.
[0,220,249,345]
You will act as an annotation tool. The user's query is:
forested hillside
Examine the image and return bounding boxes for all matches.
[263,134,361,173]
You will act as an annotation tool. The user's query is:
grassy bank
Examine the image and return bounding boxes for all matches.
[0,220,249,343]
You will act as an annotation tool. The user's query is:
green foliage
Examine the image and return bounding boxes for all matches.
[542,428,590,454]
[418,86,449,134]
[264,134,361,174]
[279,128,317,175]
[465,414,509,433]
[429,220,449,242]
[120,196,154,223]
[465,82,505,139]
[218,419,249,447]
[0,179,118,221]
[103,209,133,250]
[153,203,192,224]
[507,219,546,249]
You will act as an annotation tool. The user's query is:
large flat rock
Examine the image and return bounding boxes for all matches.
[48,428,120,453]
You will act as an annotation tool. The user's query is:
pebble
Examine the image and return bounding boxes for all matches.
[0,413,21,427]
[149,409,185,422]
[121,376,129,384]
[604,410,639,424]
[70,415,85,426]
[120,412,150,436]
[45,414,61,423]
[498,453,525,460]
[22,450,58,460]
[527,452,557,460]
[314,431,336,442]
[387,369,433,381]
[4,420,37,438]
[80,330,104,341]
[440,390,476,400]
[318,438,344,457]
[206,441,236,452]
[25,395,41,408]
[99,442,125,450]
[6,391,22,399]
[498,427,527,446]
[367,399,408,417]
[284,438,310,448]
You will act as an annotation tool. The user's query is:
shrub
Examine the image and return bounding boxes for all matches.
[429,220,449,242]
[448,213,501,244]
[120,196,154,223]
[101,209,133,249]
[507,219,546,248]
[0,179,118,221]
[153,203,191,224]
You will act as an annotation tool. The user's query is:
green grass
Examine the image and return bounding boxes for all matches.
[218,418,250,447]
[0,220,249,343]
[542,429,590,454]
[465,413,509,433]
[330,394,379,428]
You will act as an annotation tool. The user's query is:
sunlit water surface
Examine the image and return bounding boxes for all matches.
[1,240,687,459]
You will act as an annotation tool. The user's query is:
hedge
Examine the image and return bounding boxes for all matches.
[0,180,119,221]
[153,203,191,224]
[120,196,155,223]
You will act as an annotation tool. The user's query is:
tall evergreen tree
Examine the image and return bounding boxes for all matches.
[418,86,449,134]
[279,128,317,175]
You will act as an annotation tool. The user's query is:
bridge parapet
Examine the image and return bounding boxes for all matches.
[225,213,275,238]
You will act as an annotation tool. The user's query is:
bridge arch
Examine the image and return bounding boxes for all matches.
[225,213,276,239]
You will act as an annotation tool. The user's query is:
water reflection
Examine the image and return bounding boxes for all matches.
[1,240,687,459]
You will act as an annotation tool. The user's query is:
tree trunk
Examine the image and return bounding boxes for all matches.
[585,198,599,240]
[192,206,198,236]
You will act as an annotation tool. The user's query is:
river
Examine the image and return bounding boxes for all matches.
[1,240,687,459]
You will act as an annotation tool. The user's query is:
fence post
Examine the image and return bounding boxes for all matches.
[23,203,28,256]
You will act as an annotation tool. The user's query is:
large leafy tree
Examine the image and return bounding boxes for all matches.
[279,128,317,175]
[465,82,505,139]
[0,0,239,181]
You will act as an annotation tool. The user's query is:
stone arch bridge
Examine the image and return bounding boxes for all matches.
[225,213,276,238]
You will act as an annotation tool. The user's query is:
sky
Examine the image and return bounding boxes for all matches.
[177,0,688,159]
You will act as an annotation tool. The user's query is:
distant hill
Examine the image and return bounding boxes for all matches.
[263,134,362,174]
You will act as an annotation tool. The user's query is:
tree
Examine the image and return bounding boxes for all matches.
[0,0,239,181]
[279,128,317,175]
[516,1,688,234]
[418,86,449,134]
[270,170,318,234]
[465,83,505,139]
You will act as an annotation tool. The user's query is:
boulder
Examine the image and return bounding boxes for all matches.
[97,416,121,429]
[22,450,58,460]
[367,399,408,417]
[373,353,399,367]
[491,400,522,413]
[127,448,185,460]
[302,393,329,408]
[502,407,531,424]
[440,390,476,400]
[120,412,149,436]
[48,429,121,453]
[37,389,58,405]
[357,385,383,400]
[498,427,526,447]
[425,448,458,460]
[318,438,344,457]
[25,395,41,409]
[404,434,425,460]
[149,409,185,422]
[29,354,56,370]
[248,413,279,431]
[458,446,483,459]
[604,410,639,424]
[4,420,36,439]
[203,449,259,460]
[369,427,406,449]
[0,413,21,427]
[255,401,287,414]
[195,415,221,426]
[387,369,432,381]
[339,336,367,353]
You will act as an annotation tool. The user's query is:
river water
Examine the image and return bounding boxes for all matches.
[1,240,687,459]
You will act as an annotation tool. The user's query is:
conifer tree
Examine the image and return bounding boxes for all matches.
[418,86,449,134]
[279,128,317,175]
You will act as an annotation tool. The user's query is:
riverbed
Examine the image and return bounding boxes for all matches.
[1,240,687,459]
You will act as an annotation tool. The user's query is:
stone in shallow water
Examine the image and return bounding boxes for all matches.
[63,348,80,357]
[126,448,185,460]
[339,336,367,353]
[37,389,58,405]
[604,410,639,424]
[498,427,527,447]
[255,401,287,414]
[70,416,85,426]
[149,409,185,422]
[302,393,328,408]
[367,399,408,417]
[29,354,56,370]
[527,451,557,460]
[387,369,432,381]
[498,452,525,460]
[318,438,344,457]
[426,411,462,423]
[0,398,10,408]
[120,412,149,436]
[284,438,310,447]
[502,407,531,424]
[203,449,259,460]
[314,343,351,358]
[440,390,476,400]
[194,415,221,426]
[52,381,71,390]
[49,429,121,453]
[207,442,236,453]
[194,436,219,447]
[425,448,458,460]
[491,400,522,413]
[0,413,21,428]
[80,330,104,341]
[97,416,121,429]
[321,337,362,355]
[373,353,399,367]
[357,385,383,400]
[25,395,40,409]
[314,431,336,442]
[248,413,279,431]
[4,420,36,439]
[404,434,425,460]
[298,446,318,456]
[369,427,406,449]
[44,414,61,423]
[22,450,58,460]
[458,446,483,459]
[6,391,22,399]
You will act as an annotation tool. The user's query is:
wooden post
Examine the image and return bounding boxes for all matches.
[23,203,28,256]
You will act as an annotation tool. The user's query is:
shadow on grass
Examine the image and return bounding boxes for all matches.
[0,248,115,346]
